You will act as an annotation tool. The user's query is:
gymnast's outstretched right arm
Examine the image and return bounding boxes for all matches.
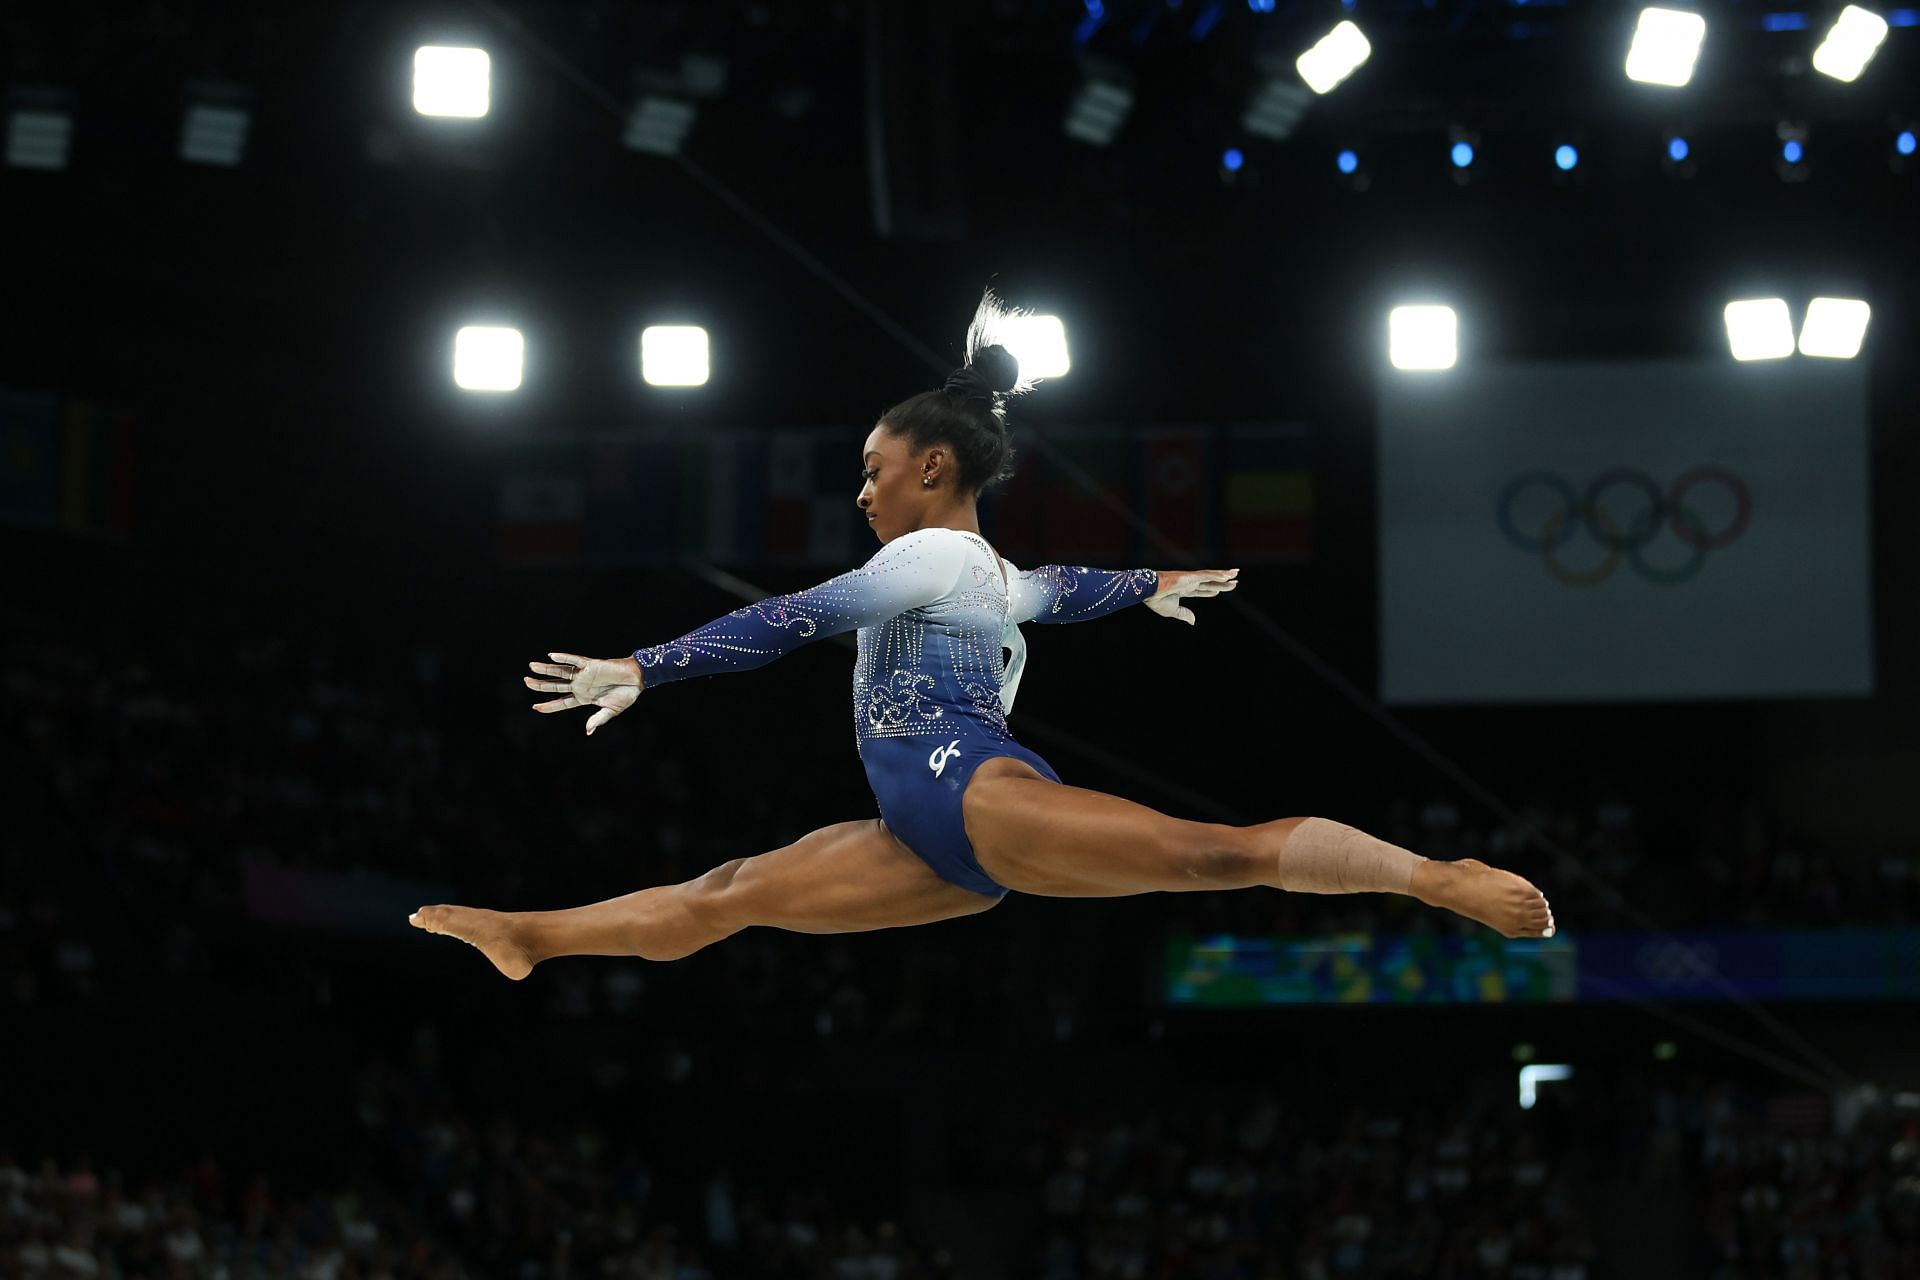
[631,526,970,688]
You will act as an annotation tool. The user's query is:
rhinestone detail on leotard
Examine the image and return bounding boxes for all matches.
[633,527,1157,754]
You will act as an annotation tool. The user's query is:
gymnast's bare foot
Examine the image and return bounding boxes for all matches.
[1410,859,1555,939]
[409,905,536,980]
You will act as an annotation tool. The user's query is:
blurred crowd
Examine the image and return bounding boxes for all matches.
[1672,1080,1920,1279]
[1020,1090,1597,1280]
[1018,1077,1920,1280]
[1,1028,948,1280]
[13,1064,1920,1279]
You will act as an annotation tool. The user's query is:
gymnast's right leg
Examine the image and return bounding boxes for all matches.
[408,818,1000,980]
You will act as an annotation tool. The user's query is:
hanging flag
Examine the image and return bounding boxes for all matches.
[1139,427,1210,561]
[982,441,1046,561]
[707,429,762,565]
[0,391,136,537]
[672,431,712,559]
[764,429,816,559]
[1222,424,1314,561]
[1040,428,1131,561]
[809,430,863,563]
[585,440,651,564]
[498,472,583,564]
[60,398,137,537]
[0,390,59,530]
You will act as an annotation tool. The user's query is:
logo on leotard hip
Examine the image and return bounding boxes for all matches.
[928,739,962,778]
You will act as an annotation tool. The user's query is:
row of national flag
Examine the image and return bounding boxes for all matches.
[499,424,1314,568]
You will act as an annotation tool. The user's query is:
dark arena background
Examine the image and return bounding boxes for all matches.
[5,1,1919,1277]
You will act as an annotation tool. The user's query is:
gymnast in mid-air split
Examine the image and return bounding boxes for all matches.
[411,289,1554,980]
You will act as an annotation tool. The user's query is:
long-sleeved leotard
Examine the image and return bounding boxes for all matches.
[632,526,1158,897]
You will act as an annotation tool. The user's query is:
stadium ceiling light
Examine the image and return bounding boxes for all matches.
[1063,68,1133,147]
[1797,298,1871,359]
[1447,125,1481,186]
[1335,145,1371,192]
[1625,8,1707,87]
[413,46,491,118]
[1389,305,1458,371]
[641,326,710,387]
[1661,128,1698,178]
[1812,5,1890,81]
[181,104,249,165]
[180,81,252,167]
[454,325,524,392]
[999,314,1071,380]
[623,96,697,156]
[1775,121,1811,182]
[1243,73,1312,141]
[1723,298,1794,361]
[1295,20,1371,95]
[6,89,74,170]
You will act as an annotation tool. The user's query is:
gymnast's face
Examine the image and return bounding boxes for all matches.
[858,425,908,542]
[858,424,948,543]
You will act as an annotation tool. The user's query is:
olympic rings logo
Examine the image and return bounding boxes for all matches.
[1495,466,1753,587]
[1635,940,1719,986]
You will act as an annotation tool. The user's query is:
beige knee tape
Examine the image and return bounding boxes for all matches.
[1275,818,1425,895]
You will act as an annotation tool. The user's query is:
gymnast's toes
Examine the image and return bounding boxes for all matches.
[408,904,535,981]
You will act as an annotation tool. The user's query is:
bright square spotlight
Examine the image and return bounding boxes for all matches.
[454,326,523,391]
[999,314,1071,380]
[1388,306,1458,371]
[1296,21,1372,95]
[1723,299,1794,361]
[1797,298,1871,358]
[1625,8,1707,87]
[1812,6,1890,82]
[641,326,710,387]
[413,46,490,118]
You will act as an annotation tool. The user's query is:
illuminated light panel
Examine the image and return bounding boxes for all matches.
[1625,8,1707,87]
[1812,5,1890,81]
[1389,305,1458,371]
[1796,297,1871,359]
[1296,21,1372,95]
[1723,298,1794,361]
[641,325,711,386]
[454,325,523,391]
[413,46,491,118]
[999,314,1071,380]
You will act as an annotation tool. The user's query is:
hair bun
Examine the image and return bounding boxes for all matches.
[972,344,1020,396]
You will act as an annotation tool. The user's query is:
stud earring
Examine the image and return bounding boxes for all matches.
[923,476,932,487]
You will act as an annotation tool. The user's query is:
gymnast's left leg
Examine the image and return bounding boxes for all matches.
[962,759,1553,938]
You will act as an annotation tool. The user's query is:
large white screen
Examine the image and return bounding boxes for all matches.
[1378,360,1873,704]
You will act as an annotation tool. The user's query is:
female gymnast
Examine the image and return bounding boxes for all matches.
[412,290,1554,980]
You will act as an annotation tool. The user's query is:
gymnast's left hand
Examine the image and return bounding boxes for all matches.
[524,653,643,736]
[1144,568,1239,625]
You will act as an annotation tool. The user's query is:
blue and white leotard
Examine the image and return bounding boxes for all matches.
[633,527,1158,897]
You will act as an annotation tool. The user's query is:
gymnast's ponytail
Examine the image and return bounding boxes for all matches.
[879,287,1042,496]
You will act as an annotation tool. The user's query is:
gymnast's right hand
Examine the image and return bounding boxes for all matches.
[525,652,643,737]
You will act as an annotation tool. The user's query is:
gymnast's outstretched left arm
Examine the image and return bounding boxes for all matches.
[1007,563,1239,627]
[523,527,972,735]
